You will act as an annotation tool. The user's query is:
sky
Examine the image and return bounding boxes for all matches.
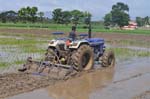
[0,0,149,21]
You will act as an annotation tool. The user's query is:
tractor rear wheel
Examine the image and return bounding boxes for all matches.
[72,45,94,71]
[101,50,115,67]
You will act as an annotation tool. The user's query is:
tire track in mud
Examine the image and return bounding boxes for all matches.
[113,71,150,84]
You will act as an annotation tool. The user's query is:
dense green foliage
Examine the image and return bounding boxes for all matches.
[0,6,51,23]
[104,2,130,27]
[18,6,38,23]
[52,8,91,25]
[0,3,149,30]
[136,16,150,27]
[0,11,18,23]
[104,13,112,27]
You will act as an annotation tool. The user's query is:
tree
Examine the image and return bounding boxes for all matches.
[52,8,62,24]
[61,11,72,25]
[136,17,144,27]
[18,6,38,23]
[30,7,38,22]
[111,2,130,27]
[136,16,150,27]
[84,12,92,25]
[38,12,44,22]
[104,2,130,28]
[0,10,18,23]
[104,13,112,26]
[71,10,84,26]
[52,9,92,25]
[112,2,129,12]
[18,7,28,23]
[144,16,150,25]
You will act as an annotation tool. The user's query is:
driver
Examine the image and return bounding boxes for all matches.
[69,26,76,41]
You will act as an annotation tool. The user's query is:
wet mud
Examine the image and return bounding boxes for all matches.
[6,57,150,99]
[6,66,115,99]
[0,73,56,98]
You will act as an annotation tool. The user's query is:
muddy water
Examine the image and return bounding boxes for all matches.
[46,66,115,99]
[8,57,150,99]
[8,66,115,99]
[91,57,150,99]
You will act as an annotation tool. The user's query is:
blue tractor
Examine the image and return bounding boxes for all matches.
[18,25,115,76]
[44,26,115,71]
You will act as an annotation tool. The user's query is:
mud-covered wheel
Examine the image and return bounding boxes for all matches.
[101,50,115,67]
[72,45,94,71]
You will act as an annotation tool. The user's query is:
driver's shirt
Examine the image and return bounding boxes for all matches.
[69,31,76,41]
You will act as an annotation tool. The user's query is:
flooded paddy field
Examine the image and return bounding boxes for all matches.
[0,28,150,99]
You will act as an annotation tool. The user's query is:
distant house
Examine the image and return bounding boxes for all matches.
[122,21,137,30]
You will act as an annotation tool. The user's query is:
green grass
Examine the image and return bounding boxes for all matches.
[1,22,150,35]
[0,22,104,29]
[0,38,47,45]
[95,29,150,35]
[0,32,37,38]
[108,48,150,61]
[20,44,46,53]
[107,40,150,48]
[0,38,47,53]
[0,62,10,67]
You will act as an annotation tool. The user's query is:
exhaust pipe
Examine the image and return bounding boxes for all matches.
[88,23,92,38]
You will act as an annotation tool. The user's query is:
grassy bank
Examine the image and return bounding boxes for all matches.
[0,23,150,35]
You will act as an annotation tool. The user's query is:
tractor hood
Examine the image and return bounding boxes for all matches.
[86,38,104,44]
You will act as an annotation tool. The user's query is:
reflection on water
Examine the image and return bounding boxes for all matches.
[46,66,115,99]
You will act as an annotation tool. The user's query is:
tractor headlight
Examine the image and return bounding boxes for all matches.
[49,41,54,44]
[48,41,54,46]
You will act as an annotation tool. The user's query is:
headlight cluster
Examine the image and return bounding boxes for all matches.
[49,41,54,44]
[71,43,78,46]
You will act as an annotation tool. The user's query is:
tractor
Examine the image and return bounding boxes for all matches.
[18,25,115,78]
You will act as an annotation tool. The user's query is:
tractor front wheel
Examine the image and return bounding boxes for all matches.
[101,50,115,67]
